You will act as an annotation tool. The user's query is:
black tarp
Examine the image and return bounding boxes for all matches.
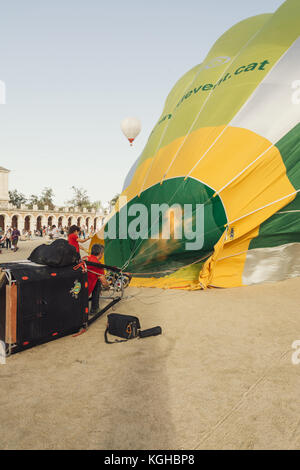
[28,239,80,267]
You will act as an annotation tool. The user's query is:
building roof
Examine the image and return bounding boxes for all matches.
[0,166,10,173]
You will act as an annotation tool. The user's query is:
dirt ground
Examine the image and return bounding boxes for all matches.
[0,238,300,450]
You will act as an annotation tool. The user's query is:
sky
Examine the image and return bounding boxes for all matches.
[0,0,284,207]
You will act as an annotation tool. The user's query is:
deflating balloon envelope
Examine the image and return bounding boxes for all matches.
[94,0,300,289]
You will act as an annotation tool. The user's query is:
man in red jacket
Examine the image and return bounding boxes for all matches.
[87,243,109,314]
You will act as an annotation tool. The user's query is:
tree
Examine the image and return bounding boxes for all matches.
[67,186,103,212]
[67,186,90,209]
[39,187,55,210]
[8,189,27,208]
[90,200,102,211]
[109,194,120,209]
[26,189,55,210]
[27,194,40,210]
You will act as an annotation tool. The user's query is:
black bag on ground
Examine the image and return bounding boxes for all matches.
[28,239,80,267]
[105,313,162,344]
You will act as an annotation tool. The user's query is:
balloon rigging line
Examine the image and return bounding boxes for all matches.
[138,22,263,196]
[184,36,297,181]
[212,143,275,196]
[226,189,300,226]
[121,147,296,269]
[121,181,299,271]
[121,178,223,270]
[125,252,212,276]
[121,176,202,269]
[138,61,215,197]
[122,25,271,267]
[135,184,300,266]
[184,126,228,180]
[119,18,292,271]
[122,214,222,269]
[156,18,286,193]
[126,29,294,267]
[160,25,265,183]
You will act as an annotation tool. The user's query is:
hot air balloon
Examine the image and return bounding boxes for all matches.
[121,117,141,146]
[92,0,300,289]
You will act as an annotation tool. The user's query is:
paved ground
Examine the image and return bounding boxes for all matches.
[0,238,46,262]
[0,240,300,449]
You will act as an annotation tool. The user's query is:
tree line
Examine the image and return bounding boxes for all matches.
[8,186,120,212]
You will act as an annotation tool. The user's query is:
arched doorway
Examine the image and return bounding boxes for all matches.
[0,215,4,231]
[12,215,18,229]
[24,215,31,231]
[68,217,72,227]
[58,216,63,228]
[37,216,42,230]
[94,217,98,230]
[47,216,53,227]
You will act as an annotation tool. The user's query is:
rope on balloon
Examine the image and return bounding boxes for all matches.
[98,186,299,278]
[138,63,209,197]
[124,252,212,277]
[225,189,300,227]
[123,23,274,270]
[159,24,269,184]
[123,72,294,268]
[109,25,295,273]
[120,177,299,272]
[156,37,295,208]
[137,22,258,197]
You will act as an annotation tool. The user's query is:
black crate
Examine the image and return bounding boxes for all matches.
[0,261,88,353]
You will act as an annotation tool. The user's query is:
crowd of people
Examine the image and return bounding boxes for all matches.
[0,226,21,252]
[0,224,96,254]
[35,224,95,240]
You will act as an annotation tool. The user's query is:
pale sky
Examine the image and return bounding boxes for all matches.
[0,0,284,206]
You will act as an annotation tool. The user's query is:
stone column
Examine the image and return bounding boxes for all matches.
[41,216,47,228]
[61,216,67,227]
[18,216,25,232]
[4,213,10,230]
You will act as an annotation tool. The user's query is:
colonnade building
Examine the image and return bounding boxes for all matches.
[0,166,105,233]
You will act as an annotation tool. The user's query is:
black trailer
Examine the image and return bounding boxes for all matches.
[0,260,125,355]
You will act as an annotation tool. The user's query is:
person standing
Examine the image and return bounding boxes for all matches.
[0,233,5,249]
[5,228,12,249]
[68,225,90,254]
[87,244,109,314]
[49,224,59,240]
[52,225,60,239]
[11,227,20,252]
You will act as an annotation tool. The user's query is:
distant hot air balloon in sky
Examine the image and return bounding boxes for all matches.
[121,117,141,146]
